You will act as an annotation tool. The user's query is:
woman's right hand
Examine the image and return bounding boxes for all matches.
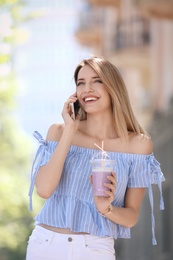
[61,94,80,130]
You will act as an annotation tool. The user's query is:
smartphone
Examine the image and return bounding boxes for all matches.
[71,100,80,120]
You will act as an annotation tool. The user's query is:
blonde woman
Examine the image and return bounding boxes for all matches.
[27,57,165,260]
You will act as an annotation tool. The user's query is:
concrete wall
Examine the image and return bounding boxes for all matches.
[115,100,173,260]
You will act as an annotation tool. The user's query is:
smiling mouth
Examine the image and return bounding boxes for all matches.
[84,97,98,102]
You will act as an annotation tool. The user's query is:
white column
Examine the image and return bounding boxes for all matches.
[151,19,173,112]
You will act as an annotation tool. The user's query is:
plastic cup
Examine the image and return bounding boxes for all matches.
[90,158,115,197]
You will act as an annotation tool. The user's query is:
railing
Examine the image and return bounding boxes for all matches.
[88,0,120,7]
[133,0,173,19]
[115,16,150,50]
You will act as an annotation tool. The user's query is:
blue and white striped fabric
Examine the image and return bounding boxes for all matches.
[28,131,165,245]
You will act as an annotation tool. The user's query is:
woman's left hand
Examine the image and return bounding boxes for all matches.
[90,172,117,215]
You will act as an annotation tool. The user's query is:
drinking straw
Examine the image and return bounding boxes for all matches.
[94,141,105,167]
[101,141,104,160]
[94,142,104,153]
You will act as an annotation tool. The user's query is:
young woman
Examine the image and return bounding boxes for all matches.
[27,57,165,260]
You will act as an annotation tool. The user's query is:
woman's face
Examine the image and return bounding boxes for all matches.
[76,65,112,115]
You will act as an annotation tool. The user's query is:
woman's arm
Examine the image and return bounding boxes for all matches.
[35,124,74,199]
[94,133,153,227]
[103,188,145,228]
[35,95,79,199]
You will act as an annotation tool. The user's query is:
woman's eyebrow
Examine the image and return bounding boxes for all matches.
[77,78,84,82]
[77,76,100,82]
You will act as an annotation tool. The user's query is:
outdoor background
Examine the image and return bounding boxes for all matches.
[0,0,173,259]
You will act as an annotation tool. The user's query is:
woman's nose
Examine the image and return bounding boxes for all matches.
[84,89,94,93]
[83,83,94,93]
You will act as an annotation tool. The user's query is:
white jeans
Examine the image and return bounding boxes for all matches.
[26,225,116,260]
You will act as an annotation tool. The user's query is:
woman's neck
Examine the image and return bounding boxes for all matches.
[80,113,118,141]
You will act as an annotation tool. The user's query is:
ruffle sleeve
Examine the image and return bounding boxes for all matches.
[28,131,55,211]
[128,154,165,245]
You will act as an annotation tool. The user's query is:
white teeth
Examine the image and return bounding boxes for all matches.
[85,97,97,102]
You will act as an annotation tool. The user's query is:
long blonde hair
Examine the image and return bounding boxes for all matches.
[74,56,148,141]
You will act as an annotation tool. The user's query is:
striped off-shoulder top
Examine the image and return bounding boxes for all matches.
[29,131,165,245]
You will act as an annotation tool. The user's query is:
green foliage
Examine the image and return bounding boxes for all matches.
[0,54,10,63]
[0,83,35,259]
[0,88,35,259]
[0,0,43,259]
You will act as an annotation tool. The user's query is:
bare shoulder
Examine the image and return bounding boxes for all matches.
[46,123,65,142]
[128,132,153,155]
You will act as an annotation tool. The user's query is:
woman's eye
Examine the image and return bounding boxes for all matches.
[94,79,102,84]
[76,81,84,87]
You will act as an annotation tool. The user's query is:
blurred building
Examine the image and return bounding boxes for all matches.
[75,0,173,259]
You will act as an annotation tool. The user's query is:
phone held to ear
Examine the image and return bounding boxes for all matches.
[71,100,80,120]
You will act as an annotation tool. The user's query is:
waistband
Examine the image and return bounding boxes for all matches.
[34,225,114,244]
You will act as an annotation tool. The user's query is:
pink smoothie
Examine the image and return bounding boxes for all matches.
[92,170,112,197]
